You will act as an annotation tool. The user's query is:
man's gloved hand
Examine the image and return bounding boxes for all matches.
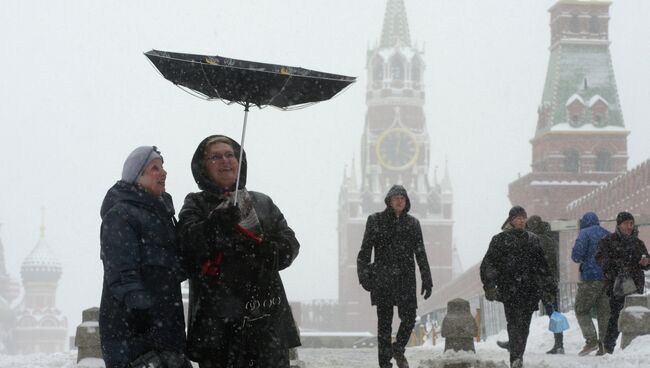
[129,350,163,368]
[484,287,499,302]
[124,290,154,310]
[206,205,241,231]
[421,279,433,300]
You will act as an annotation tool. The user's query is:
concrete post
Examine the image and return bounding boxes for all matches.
[74,307,105,367]
[618,294,650,349]
[441,298,477,353]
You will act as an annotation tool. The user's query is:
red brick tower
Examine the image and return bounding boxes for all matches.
[509,0,629,220]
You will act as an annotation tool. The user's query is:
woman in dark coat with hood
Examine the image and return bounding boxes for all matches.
[178,135,300,368]
[99,146,189,368]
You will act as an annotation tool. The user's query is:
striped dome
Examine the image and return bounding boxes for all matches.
[20,237,62,279]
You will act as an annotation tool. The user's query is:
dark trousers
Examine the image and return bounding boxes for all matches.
[603,293,626,352]
[376,304,416,367]
[504,304,534,364]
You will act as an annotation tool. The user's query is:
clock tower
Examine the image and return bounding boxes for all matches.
[336,0,454,332]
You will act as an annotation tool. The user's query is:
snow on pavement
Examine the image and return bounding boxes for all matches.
[0,312,649,367]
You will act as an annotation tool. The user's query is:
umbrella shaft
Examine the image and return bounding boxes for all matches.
[234,105,250,205]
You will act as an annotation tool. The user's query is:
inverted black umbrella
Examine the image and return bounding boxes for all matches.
[145,49,356,202]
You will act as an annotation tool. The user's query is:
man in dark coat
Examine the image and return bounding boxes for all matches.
[595,211,650,354]
[178,135,300,368]
[571,212,610,356]
[357,185,433,368]
[480,206,557,368]
[99,146,189,368]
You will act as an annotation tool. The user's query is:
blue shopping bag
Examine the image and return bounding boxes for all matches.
[549,311,569,333]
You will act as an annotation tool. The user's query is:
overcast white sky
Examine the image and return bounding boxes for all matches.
[1,0,649,336]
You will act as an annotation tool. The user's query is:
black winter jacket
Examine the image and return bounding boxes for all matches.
[596,229,650,295]
[99,181,186,368]
[178,135,300,363]
[480,227,557,311]
[357,185,432,308]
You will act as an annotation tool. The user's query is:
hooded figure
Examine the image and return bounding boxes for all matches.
[178,135,300,368]
[99,146,189,368]
[357,185,433,368]
[571,212,610,356]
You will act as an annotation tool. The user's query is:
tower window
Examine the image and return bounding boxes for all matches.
[564,150,580,172]
[570,14,580,33]
[411,57,422,83]
[595,152,612,172]
[389,54,405,81]
[372,57,383,83]
[589,16,600,34]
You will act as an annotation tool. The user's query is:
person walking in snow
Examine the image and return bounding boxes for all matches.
[480,206,557,368]
[99,146,191,368]
[571,212,610,356]
[178,135,300,368]
[496,215,565,355]
[357,185,433,368]
[596,211,650,354]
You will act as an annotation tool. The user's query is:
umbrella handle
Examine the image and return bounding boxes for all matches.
[234,103,250,205]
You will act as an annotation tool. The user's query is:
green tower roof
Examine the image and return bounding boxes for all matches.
[538,42,624,134]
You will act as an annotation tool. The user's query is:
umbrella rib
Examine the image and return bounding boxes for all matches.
[266,74,293,108]
[199,62,225,102]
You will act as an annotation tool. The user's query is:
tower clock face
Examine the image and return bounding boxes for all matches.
[376,128,419,170]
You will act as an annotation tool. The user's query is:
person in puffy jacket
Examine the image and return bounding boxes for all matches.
[99,146,190,368]
[571,212,610,356]
[178,135,300,368]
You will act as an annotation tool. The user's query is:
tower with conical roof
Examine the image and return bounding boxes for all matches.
[13,213,67,353]
[336,0,454,332]
[509,0,628,219]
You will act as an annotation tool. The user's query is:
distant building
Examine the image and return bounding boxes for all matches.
[0,216,68,354]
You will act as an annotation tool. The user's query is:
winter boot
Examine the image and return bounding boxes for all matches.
[546,333,564,354]
[392,343,409,368]
[496,340,510,351]
[578,341,599,356]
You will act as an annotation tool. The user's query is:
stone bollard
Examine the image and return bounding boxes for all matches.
[618,294,650,349]
[441,298,477,353]
[75,307,105,367]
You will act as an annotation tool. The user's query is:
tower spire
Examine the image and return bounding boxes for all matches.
[380,0,411,48]
[40,206,46,238]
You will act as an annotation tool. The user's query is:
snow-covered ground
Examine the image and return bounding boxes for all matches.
[0,312,648,367]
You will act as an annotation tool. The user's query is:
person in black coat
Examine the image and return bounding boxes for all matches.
[480,206,557,368]
[178,135,300,368]
[357,185,433,368]
[595,211,650,354]
[99,146,190,368]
